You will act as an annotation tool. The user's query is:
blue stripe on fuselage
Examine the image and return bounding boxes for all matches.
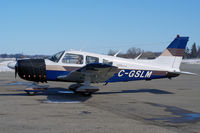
[46,70,70,81]
[106,69,166,83]
[46,69,167,82]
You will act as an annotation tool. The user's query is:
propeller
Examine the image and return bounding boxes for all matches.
[15,65,18,78]
[7,58,18,78]
[15,58,18,78]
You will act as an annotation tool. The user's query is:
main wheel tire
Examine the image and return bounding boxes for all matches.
[69,84,83,92]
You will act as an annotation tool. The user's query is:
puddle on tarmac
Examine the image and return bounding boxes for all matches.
[42,90,90,103]
[146,103,200,123]
[57,91,74,94]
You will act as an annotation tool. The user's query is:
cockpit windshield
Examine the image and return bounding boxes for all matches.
[49,51,64,62]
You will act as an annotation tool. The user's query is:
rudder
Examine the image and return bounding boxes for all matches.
[160,35,189,57]
[155,35,189,71]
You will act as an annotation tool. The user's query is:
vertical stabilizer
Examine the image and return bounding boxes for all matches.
[155,35,189,71]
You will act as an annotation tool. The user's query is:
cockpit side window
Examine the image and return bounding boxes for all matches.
[49,51,64,62]
[103,59,113,65]
[86,56,99,64]
[62,53,83,64]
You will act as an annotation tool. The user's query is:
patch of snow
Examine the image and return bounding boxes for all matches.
[0,60,15,72]
[0,58,15,62]
[182,59,200,64]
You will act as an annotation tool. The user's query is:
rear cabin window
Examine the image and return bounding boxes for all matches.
[86,56,99,64]
[62,53,83,64]
[103,59,113,65]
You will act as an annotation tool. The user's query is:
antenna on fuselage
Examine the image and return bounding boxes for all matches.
[114,51,121,57]
[134,53,143,60]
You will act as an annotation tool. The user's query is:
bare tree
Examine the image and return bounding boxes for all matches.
[126,47,142,59]
[141,51,156,59]
[108,49,117,56]
[184,46,190,59]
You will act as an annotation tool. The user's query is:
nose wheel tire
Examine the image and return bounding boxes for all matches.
[81,92,92,97]
[26,91,37,96]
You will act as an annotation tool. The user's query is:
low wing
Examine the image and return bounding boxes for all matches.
[57,63,118,83]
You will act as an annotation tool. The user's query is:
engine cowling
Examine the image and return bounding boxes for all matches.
[17,59,47,83]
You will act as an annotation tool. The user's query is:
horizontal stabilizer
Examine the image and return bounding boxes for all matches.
[173,71,199,76]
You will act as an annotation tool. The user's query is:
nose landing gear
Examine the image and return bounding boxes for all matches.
[24,83,49,96]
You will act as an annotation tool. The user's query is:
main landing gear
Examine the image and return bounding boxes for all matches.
[68,83,99,96]
[24,83,99,96]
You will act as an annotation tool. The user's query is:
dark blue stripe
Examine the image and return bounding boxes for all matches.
[46,70,167,82]
[46,70,70,81]
[106,70,166,83]
[167,37,189,49]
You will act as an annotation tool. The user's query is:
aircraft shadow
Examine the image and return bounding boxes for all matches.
[0,88,173,103]
[95,88,174,95]
[0,87,91,103]
[44,87,91,103]
[0,93,28,96]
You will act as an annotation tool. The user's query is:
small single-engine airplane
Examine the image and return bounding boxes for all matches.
[7,35,195,96]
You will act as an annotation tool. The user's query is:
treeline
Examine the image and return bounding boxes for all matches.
[108,43,200,59]
[0,53,48,59]
[184,43,200,59]
[108,48,161,59]
[1,43,199,59]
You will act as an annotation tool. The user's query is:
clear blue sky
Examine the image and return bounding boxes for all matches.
[0,0,200,55]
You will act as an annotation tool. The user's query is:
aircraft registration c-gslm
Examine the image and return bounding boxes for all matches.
[7,35,196,96]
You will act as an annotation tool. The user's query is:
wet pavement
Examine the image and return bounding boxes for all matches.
[0,64,200,133]
[1,81,200,124]
[146,103,200,123]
